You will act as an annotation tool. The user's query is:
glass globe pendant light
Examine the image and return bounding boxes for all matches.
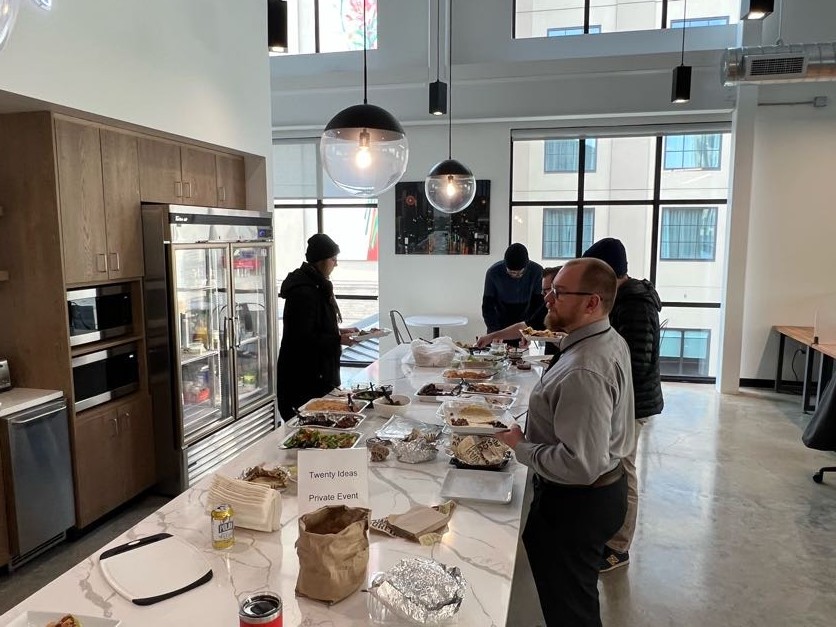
[320,1,408,197]
[424,0,475,214]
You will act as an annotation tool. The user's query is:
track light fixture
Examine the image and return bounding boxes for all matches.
[268,0,288,53]
[741,0,774,20]
[429,0,448,116]
[671,0,691,104]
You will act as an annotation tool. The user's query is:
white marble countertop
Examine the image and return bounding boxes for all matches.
[0,346,538,627]
[0,388,63,417]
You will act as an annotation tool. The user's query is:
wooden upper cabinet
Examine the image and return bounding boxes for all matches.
[138,137,182,204]
[55,120,108,284]
[216,154,246,209]
[181,146,217,207]
[101,130,143,280]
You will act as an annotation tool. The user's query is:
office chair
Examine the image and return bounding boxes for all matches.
[389,310,413,345]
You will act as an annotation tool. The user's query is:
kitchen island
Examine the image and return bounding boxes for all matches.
[0,344,539,626]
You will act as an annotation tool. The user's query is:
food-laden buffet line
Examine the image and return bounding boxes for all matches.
[0,343,544,627]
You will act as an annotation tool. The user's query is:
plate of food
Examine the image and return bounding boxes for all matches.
[462,382,520,397]
[448,434,512,471]
[299,397,370,414]
[521,354,555,367]
[520,326,566,344]
[239,464,297,490]
[478,395,517,409]
[437,400,510,435]
[287,412,365,430]
[349,327,392,341]
[415,382,465,402]
[280,427,362,449]
[6,613,120,627]
[441,368,496,382]
[345,384,392,402]
[452,353,506,369]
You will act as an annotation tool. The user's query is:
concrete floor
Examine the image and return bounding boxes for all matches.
[1,383,835,625]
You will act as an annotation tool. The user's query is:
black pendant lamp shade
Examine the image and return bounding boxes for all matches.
[323,104,405,140]
[429,80,448,116]
[268,0,288,53]
[671,65,692,103]
[741,0,774,20]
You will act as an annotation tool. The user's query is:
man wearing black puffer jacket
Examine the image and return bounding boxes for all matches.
[583,238,663,573]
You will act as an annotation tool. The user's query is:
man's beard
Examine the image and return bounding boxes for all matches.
[545,309,564,332]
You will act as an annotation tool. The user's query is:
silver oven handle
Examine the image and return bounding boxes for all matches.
[9,408,61,425]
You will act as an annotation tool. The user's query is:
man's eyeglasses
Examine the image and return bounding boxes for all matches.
[547,288,595,299]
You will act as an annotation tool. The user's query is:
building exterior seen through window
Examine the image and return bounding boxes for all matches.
[515,0,739,38]
[512,131,730,379]
[285,0,377,55]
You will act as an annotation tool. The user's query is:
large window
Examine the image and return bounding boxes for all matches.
[660,207,718,261]
[664,134,722,170]
[543,208,595,259]
[544,139,597,173]
[660,328,711,376]
[515,0,738,38]
[285,0,377,55]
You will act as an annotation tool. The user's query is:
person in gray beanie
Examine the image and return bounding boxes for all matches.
[481,243,544,335]
[276,233,357,419]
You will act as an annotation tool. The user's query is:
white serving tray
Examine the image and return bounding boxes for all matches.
[286,411,366,430]
[521,354,554,367]
[521,333,563,344]
[298,397,370,414]
[6,612,121,627]
[440,469,514,504]
[279,427,363,449]
[463,382,520,397]
[350,327,392,341]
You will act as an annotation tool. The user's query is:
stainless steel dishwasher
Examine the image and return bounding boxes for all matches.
[0,397,75,568]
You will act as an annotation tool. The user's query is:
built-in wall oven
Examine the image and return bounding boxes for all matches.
[71,343,140,412]
[67,284,133,347]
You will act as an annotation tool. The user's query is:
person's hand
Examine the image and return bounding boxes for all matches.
[495,424,525,449]
[340,327,360,334]
[339,330,356,346]
[476,333,493,348]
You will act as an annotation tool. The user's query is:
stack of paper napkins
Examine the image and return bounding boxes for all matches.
[207,474,281,532]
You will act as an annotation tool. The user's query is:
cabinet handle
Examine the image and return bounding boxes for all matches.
[218,186,226,203]
[109,252,121,272]
[96,253,108,273]
[175,181,183,197]
[110,416,119,437]
[184,181,192,198]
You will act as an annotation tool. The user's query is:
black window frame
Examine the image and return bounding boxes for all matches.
[663,133,723,171]
[544,138,598,173]
[542,206,595,259]
[659,206,719,262]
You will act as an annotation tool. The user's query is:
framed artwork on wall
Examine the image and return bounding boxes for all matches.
[395,180,490,255]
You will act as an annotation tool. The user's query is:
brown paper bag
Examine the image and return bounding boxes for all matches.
[295,505,371,604]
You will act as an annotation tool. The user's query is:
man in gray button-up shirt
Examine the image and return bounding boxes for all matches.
[497,258,635,627]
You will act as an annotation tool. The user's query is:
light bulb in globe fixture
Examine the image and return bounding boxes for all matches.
[354,130,372,169]
[425,159,476,214]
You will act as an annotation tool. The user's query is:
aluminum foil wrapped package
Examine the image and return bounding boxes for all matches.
[369,557,466,624]
[392,438,438,464]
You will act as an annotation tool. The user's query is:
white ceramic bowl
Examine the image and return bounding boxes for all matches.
[372,394,412,418]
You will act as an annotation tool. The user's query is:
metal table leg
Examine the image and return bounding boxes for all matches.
[803,347,817,413]
[775,332,786,392]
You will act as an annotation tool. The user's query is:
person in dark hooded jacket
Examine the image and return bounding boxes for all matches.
[276,233,357,420]
[583,237,663,573]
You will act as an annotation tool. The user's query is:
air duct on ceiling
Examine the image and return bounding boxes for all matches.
[722,42,836,86]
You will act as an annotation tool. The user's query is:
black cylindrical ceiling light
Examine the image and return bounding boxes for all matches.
[429,0,448,116]
[425,0,476,214]
[671,0,691,104]
[320,0,408,197]
[741,0,774,20]
[268,0,288,53]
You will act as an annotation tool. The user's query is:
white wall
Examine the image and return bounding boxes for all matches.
[0,0,271,159]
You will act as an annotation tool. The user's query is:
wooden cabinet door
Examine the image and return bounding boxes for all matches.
[216,154,246,209]
[73,405,125,528]
[138,137,182,204]
[55,119,108,284]
[118,394,156,497]
[101,130,144,280]
[180,146,217,207]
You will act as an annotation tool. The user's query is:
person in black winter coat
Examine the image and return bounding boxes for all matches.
[583,237,663,573]
[276,234,357,420]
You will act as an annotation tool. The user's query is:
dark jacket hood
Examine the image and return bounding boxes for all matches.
[618,277,662,312]
[279,262,327,299]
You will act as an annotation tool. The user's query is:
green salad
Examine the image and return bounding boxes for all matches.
[284,428,358,449]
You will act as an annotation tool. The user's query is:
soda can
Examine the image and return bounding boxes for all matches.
[211,504,234,549]
[239,592,283,627]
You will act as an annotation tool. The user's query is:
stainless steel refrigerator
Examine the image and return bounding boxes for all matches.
[142,205,276,494]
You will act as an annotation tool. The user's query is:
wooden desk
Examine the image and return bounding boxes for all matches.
[773,326,836,412]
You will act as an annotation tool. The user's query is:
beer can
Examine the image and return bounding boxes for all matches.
[211,504,235,549]
[239,592,283,627]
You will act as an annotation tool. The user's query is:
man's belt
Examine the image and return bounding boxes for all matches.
[535,461,624,490]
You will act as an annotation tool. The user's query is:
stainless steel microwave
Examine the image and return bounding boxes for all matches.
[67,285,133,347]
[71,343,139,412]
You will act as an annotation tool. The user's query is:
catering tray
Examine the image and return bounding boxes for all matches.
[414,382,465,402]
[279,427,363,450]
[440,469,514,504]
[286,411,366,430]
[298,397,370,413]
[462,382,520,397]
[479,395,517,409]
[437,400,510,435]
[7,613,121,627]
[376,415,443,441]
[441,369,496,382]
[350,327,392,341]
[452,353,506,369]
[521,354,554,367]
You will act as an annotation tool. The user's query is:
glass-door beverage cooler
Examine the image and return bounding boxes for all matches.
[142,205,276,494]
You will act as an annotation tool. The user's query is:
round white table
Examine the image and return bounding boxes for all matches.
[404,314,468,339]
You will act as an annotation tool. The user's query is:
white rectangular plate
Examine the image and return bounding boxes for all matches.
[286,412,366,430]
[478,395,517,409]
[521,332,564,344]
[299,397,370,414]
[463,383,520,397]
[279,427,362,449]
[442,369,496,382]
[522,354,554,366]
[349,327,392,341]
[414,382,464,402]
[440,469,514,504]
[438,400,510,435]
[7,612,121,627]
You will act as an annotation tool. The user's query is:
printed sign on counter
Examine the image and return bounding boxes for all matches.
[297,448,370,515]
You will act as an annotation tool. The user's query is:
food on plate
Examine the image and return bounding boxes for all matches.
[284,428,358,449]
[449,417,506,429]
[303,399,362,412]
[351,384,392,401]
[450,435,511,467]
[333,414,362,429]
[521,326,564,338]
[404,427,439,443]
[354,327,381,337]
[417,383,460,397]
[451,417,469,426]
[516,361,532,371]
[46,616,81,627]
[295,412,361,429]
[442,369,493,380]
[454,341,477,350]
[466,383,500,395]
[366,437,392,462]
[240,464,296,489]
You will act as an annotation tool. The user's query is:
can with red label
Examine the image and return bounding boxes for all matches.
[239,592,283,627]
